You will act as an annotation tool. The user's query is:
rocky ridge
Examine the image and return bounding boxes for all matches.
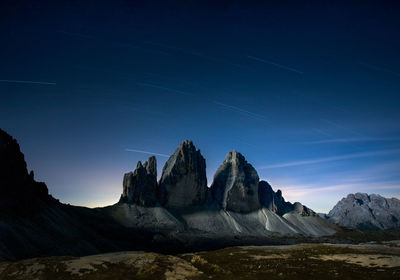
[119,140,317,218]
[258,180,316,216]
[327,193,400,230]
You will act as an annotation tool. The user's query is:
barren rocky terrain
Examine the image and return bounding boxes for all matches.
[1,242,399,280]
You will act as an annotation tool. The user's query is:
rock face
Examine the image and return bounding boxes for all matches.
[211,151,260,213]
[258,181,292,215]
[120,156,157,206]
[0,128,48,214]
[258,180,315,216]
[158,140,208,208]
[292,202,316,216]
[0,129,29,187]
[327,193,400,230]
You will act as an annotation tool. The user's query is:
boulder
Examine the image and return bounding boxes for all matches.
[158,140,207,208]
[120,156,157,206]
[211,150,260,213]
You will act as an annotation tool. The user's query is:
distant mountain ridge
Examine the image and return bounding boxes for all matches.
[326,193,400,230]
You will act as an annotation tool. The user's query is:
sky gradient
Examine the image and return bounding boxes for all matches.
[1,1,399,213]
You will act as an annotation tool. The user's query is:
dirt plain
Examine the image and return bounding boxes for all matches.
[1,241,400,280]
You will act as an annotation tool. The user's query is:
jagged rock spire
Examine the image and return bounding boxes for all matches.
[158,140,207,208]
[258,180,315,216]
[211,150,260,213]
[259,181,292,215]
[120,156,157,206]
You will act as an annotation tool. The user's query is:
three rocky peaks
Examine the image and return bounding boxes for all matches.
[120,140,314,216]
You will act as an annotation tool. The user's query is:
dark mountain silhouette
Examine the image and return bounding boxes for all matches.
[0,129,157,261]
[0,128,48,215]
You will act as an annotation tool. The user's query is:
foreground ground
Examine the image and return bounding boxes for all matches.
[0,242,399,280]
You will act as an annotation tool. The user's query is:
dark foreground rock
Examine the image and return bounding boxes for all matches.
[0,128,48,215]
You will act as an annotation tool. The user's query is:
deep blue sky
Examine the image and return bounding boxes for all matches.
[1,1,399,212]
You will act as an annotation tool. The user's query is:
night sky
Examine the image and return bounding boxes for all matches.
[1,1,399,213]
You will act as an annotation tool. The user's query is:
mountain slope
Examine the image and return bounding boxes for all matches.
[0,129,157,261]
[327,193,400,230]
[103,203,336,237]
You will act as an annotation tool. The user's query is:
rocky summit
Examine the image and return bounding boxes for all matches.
[118,142,318,219]
[258,180,315,216]
[211,150,260,213]
[158,140,208,208]
[327,193,400,230]
[120,156,157,206]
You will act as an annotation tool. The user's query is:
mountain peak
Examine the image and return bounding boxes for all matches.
[328,193,400,230]
[143,156,157,178]
[158,140,207,208]
[225,150,246,162]
[181,139,194,147]
[120,156,157,206]
[211,150,260,213]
